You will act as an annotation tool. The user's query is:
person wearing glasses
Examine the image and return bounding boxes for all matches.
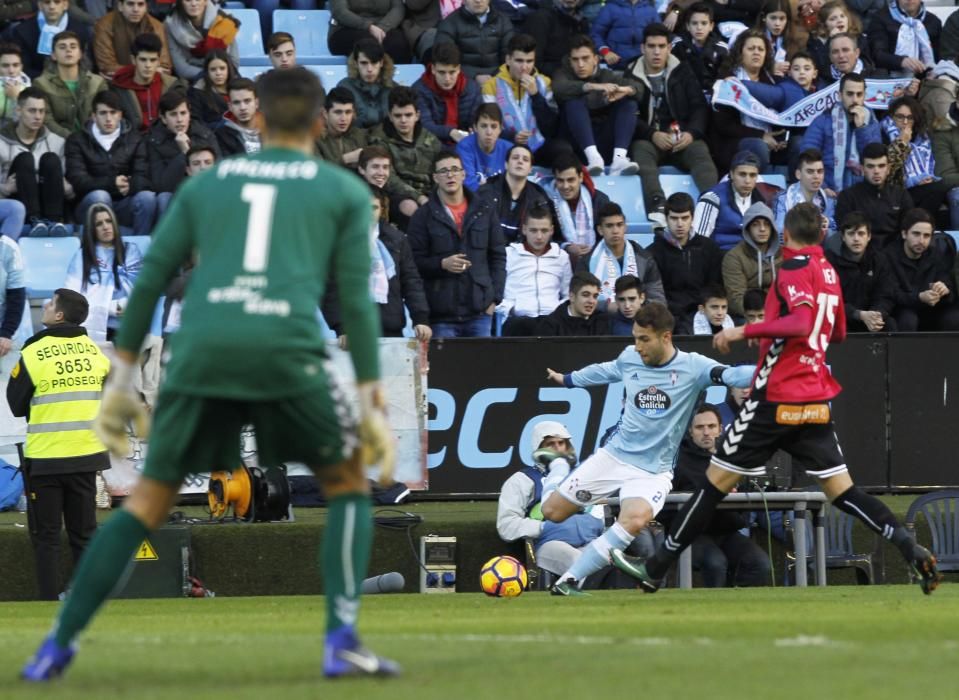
[407,149,506,338]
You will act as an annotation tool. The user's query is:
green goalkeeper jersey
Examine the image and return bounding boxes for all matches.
[114,147,379,399]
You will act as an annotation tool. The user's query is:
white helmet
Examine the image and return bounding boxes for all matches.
[531,421,573,453]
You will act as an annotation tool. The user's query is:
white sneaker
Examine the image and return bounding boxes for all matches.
[586,158,605,176]
[609,157,639,176]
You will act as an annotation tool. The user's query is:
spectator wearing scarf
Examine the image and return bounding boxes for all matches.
[546,153,610,260]
[413,42,482,145]
[868,0,940,77]
[10,0,92,78]
[164,0,239,82]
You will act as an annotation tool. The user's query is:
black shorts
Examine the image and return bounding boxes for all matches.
[713,398,847,479]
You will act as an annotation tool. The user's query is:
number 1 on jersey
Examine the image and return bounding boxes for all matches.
[241,183,277,273]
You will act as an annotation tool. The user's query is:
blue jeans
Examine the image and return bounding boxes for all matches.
[946,187,959,229]
[157,192,174,219]
[77,190,158,235]
[0,198,26,240]
[432,315,493,338]
[738,135,803,176]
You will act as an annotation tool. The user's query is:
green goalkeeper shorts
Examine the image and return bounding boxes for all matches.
[141,387,358,484]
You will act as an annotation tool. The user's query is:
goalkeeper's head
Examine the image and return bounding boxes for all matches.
[255,66,326,140]
[531,421,574,456]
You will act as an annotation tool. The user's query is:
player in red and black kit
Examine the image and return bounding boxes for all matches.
[611,203,943,594]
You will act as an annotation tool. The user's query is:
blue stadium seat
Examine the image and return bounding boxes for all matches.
[626,232,655,248]
[393,63,425,86]
[660,173,700,201]
[223,0,245,7]
[592,175,651,234]
[230,8,270,66]
[658,165,684,175]
[945,231,959,248]
[307,64,349,88]
[760,173,786,190]
[238,64,269,80]
[20,237,80,299]
[273,10,344,63]
[124,235,152,256]
[928,6,956,24]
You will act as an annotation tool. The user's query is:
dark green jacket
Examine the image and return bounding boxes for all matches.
[368,120,441,202]
[33,68,107,138]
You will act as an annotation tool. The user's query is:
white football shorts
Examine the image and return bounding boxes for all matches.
[556,448,673,516]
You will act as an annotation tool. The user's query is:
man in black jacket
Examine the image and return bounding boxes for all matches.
[626,24,718,226]
[883,207,959,331]
[536,270,610,336]
[10,0,92,79]
[648,192,723,334]
[408,150,506,337]
[132,90,219,216]
[478,143,556,243]
[662,404,771,588]
[65,90,156,235]
[825,211,898,333]
[435,0,515,81]
[835,143,913,249]
[523,0,590,78]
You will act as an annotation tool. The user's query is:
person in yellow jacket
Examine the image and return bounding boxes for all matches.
[7,288,110,600]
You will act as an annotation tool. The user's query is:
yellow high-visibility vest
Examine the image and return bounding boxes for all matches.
[21,331,111,459]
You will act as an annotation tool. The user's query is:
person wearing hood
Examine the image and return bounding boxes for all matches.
[413,42,482,146]
[693,150,775,252]
[163,0,240,83]
[315,87,368,169]
[496,421,607,580]
[774,148,837,234]
[481,33,559,159]
[536,270,610,336]
[649,192,723,335]
[110,33,186,133]
[626,23,717,232]
[214,78,260,157]
[65,90,156,236]
[435,0,515,81]
[336,38,396,130]
[722,201,783,318]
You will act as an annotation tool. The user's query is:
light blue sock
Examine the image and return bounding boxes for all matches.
[561,522,634,585]
[539,459,570,508]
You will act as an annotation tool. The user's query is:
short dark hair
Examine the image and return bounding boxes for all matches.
[666,192,694,215]
[614,274,644,296]
[551,151,582,176]
[694,402,723,425]
[701,284,728,304]
[570,270,601,295]
[901,207,934,233]
[17,86,45,105]
[507,33,537,55]
[52,30,82,50]
[474,102,502,126]
[267,31,295,52]
[783,202,822,245]
[840,211,871,235]
[359,145,391,169]
[839,71,865,92]
[596,201,625,225]
[186,143,216,163]
[388,86,417,111]
[93,90,123,111]
[861,142,887,161]
[432,149,461,171]
[227,77,256,96]
[431,42,461,66]
[633,301,674,334]
[643,23,671,43]
[506,143,533,162]
[743,288,765,313]
[131,32,163,56]
[686,2,714,21]
[325,86,355,109]
[568,34,597,55]
[523,205,552,225]
[797,148,824,167]
[0,43,21,59]
[53,288,89,324]
[256,66,325,133]
[790,50,816,65]
[351,37,385,63]
[159,90,187,115]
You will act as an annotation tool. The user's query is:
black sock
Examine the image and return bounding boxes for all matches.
[832,486,914,559]
[647,481,727,579]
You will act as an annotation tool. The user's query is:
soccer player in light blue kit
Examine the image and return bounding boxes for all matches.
[540,302,754,595]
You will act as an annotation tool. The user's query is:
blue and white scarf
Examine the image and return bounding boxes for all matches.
[549,184,595,249]
[833,103,873,190]
[783,182,829,218]
[889,0,934,69]
[881,115,940,188]
[735,67,771,130]
[369,226,396,305]
[588,240,638,301]
[493,73,550,152]
[830,58,864,81]
[37,11,68,56]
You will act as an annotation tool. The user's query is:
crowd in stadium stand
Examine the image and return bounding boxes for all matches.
[0,0,958,347]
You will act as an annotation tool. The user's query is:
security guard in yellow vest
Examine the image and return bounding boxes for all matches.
[7,289,111,600]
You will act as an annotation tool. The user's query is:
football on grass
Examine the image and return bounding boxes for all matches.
[480,556,528,597]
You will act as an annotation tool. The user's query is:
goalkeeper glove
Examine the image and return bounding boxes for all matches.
[357,381,396,485]
[94,358,150,457]
[532,448,577,472]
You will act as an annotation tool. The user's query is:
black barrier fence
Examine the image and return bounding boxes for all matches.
[425,334,959,494]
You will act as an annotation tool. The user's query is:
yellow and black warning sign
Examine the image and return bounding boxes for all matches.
[135,540,158,561]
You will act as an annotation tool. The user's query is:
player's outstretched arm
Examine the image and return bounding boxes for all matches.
[548,359,622,388]
[546,368,566,385]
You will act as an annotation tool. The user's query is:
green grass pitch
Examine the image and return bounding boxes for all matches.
[1,586,956,699]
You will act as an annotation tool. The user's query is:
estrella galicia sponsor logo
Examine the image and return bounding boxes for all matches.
[634,386,671,416]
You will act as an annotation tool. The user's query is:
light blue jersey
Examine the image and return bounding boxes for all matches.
[564,347,754,475]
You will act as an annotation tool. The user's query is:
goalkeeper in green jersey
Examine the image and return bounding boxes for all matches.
[22,67,400,681]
